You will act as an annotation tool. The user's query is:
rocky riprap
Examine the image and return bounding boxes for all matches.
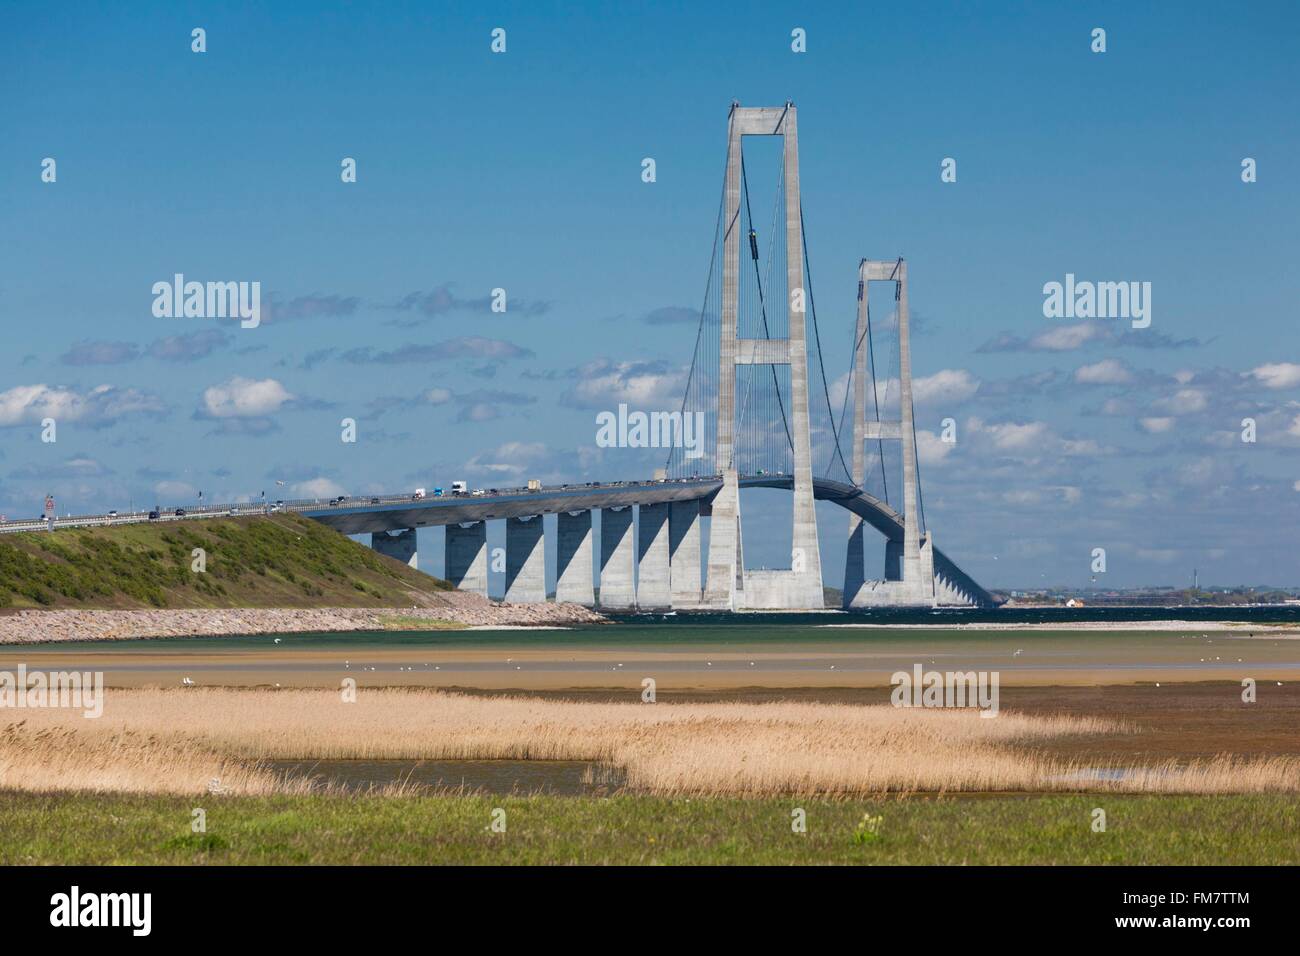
[0,591,607,643]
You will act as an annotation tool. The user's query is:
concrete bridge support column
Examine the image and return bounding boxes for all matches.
[445,522,487,595]
[918,532,936,602]
[504,515,546,604]
[599,506,635,609]
[885,538,903,581]
[637,503,671,608]
[669,500,702,608]
[372,528,418,569]
[843,516,866,608]
[703,470,743,609]
[556,510,595,606]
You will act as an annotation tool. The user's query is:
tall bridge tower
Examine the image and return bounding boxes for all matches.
[702,102,824,610]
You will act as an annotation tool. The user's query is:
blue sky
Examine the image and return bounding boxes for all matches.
[2,1,1298,591]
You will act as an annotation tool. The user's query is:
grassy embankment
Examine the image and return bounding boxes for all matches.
[0,513,453,610]
[0,791,1294,865]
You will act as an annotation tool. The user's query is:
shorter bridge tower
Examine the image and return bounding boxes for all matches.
[844,258,950,607]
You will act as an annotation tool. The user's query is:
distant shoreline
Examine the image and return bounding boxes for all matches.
[824,620,1297,633]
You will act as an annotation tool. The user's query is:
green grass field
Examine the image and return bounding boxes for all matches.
[0,513,452,610]
[1,791,1294,865]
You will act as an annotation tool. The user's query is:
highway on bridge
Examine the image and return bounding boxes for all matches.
[0,475,991,605]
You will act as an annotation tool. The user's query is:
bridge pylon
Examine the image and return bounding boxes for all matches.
[702,102,824,610]
[844,258,969,607]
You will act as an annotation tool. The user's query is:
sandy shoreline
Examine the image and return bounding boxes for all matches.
[0,598,606,643]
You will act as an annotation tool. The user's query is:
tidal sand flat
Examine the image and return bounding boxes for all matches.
[4,623,1297,689]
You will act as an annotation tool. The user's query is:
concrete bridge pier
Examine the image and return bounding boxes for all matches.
[556,510,595,606]
[851,531,937,607]
[371,527,418,569]
[885,539,903,581]
[934,569,972,606]
[636,502,671,608]
[702,470,743,609]
[599,506,635,608]
[843,517,866,608]
[445,521,487,595]
[669,500,702,608]
[504,515,545,604]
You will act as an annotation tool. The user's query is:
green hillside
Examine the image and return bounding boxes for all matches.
[0,514,454,610]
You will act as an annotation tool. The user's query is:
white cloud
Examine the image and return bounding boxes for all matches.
[1248,363,1300,389]
[425,387,452,405]
[1154,388,1207,415]
[0,383,162,427]
[985,420,1050,451]
[1060,438,1106,457]
[913,369,980,405]
[463,441,559,481]
[292,477,346,499]
[1140,417,1175,433]
[1073,358,1132,385]
[1029,322,1108,351]
[560,359,687,410]
[201,377,294,418]
[915,429,954,466]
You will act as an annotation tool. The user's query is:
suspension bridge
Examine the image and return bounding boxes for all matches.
[327,101,991,608]
[8,102,992,610]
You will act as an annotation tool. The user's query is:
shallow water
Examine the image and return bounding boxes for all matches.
[18,605,1299,652]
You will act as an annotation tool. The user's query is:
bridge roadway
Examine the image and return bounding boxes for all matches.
[301,476,992,606]
[0,476,992,606]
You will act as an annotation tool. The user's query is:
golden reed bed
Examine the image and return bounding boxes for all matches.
[2,688,1297,796]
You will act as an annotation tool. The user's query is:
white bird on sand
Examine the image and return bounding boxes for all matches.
[181,677,195,687]
[1013,649,1023,657]
[274,638,282,644]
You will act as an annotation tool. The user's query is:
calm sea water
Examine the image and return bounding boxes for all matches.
[48,605,1300,652]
